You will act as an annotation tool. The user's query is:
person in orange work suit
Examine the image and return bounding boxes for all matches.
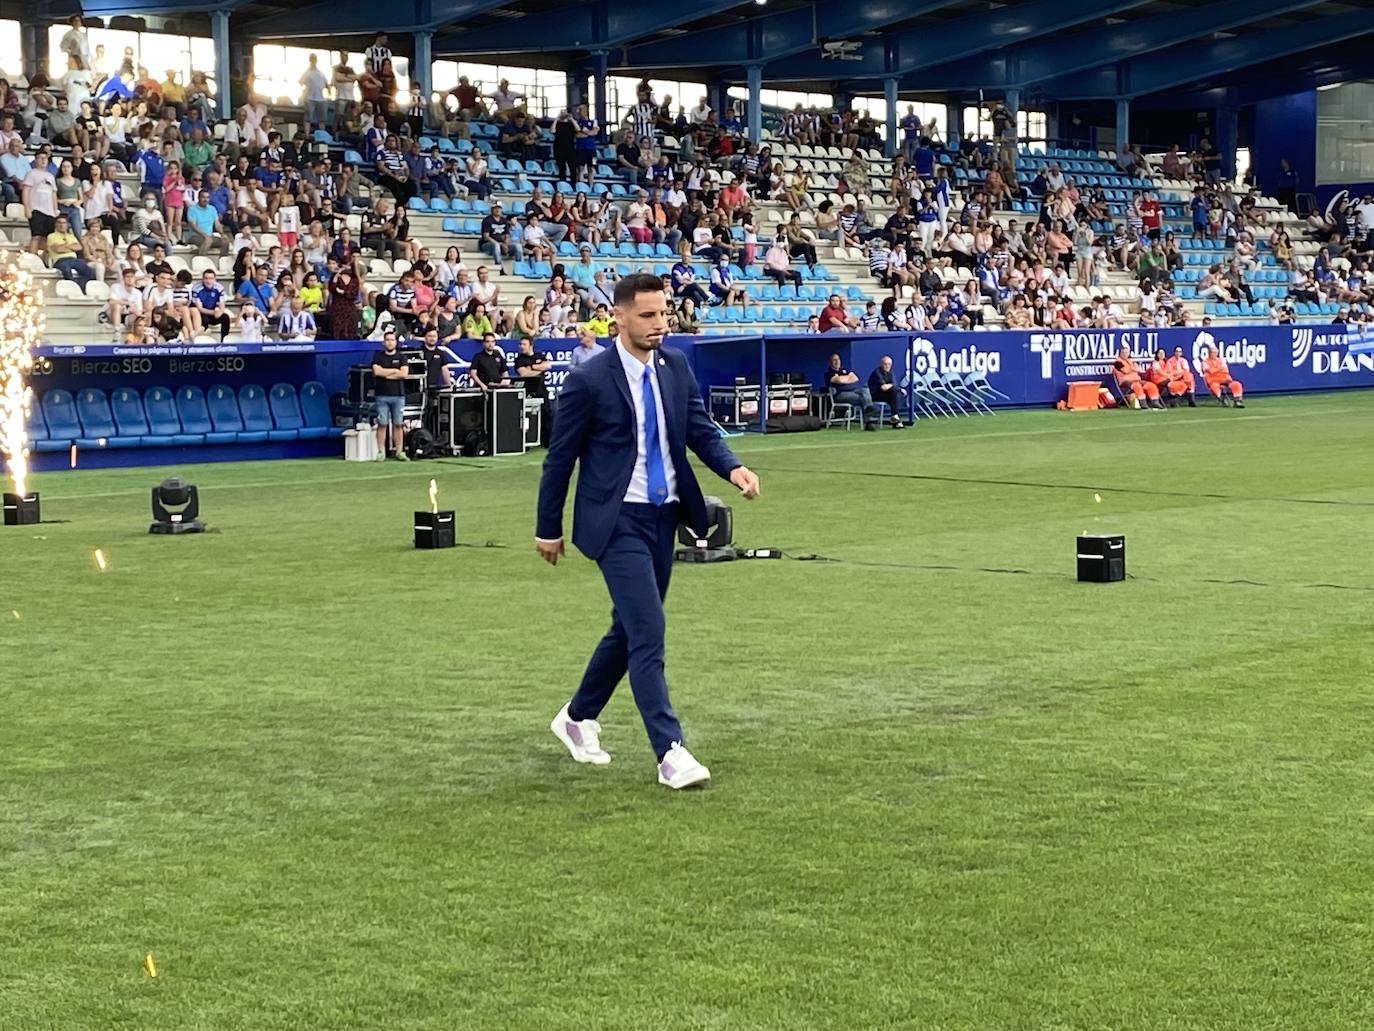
[1199,344,1245,408]
[1167,346,1198,406]
[1149,346,1196,407]
[1113,344,1163,409]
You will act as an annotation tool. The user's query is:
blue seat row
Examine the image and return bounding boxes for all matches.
[30,382,341,451]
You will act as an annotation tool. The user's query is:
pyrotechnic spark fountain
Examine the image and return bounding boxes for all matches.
[1,264,45,508]
[429,478,438,514]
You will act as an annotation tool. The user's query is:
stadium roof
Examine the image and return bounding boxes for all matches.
[69,0,1374,103]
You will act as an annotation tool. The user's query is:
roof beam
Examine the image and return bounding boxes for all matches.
[432,0,749,55]
[906,0,1321,92]
[80,0,252,12]
[618,1,953,71]
[1040,11,1374,98]
[752,0,1151,83]
[244,0,505,40]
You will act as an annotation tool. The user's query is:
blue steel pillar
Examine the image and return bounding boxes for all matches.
[746,63,763,144]
[883,76,899,157]
[1115,97,1130,153]
[413,31,433,125]
[212,9,231,120]
[1004,87,1020,151]
[591,50,609,134]
[1217,105,1238,181]
[945,101,961,149]
[566,72,585,113]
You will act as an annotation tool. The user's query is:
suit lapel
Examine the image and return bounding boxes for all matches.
[654,353,681,446]
[608,347,634,419]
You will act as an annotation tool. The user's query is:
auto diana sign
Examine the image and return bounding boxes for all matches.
[1291,325,1374,374]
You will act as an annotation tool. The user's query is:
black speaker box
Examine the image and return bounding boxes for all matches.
[1077,534,1125,582]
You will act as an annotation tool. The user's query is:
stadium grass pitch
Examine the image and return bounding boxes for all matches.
[4,391,1374,1030]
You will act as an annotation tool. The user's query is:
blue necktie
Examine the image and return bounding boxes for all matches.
[642,365,668,505]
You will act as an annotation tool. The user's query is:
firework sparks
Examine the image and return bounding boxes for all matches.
[70,444,78,469]
[428,478,438,514]
[143,953,158,978]
[0,265,45,499]
[93,548,107,571]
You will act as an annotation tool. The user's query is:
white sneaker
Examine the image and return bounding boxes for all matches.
[550,703,611,765]
[657,742,710,789]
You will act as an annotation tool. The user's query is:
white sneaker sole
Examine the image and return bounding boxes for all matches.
[550,715,611,765]
[658,766,711,789]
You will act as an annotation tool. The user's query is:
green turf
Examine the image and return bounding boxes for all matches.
[4,392,1374,1030]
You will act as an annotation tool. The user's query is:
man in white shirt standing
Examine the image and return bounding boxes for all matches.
[689,97,711,125]
[486,79,526,121]
[300,53,329,129]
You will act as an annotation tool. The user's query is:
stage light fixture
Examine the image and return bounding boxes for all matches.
[675,496,736,562]
[149,477,206,535]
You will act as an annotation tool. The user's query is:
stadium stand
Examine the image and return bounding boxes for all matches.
[0,5,1370,349]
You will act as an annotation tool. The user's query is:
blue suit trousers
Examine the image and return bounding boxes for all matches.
[569,502,683,757]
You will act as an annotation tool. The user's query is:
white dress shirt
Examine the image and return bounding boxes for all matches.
[615,341,678,505]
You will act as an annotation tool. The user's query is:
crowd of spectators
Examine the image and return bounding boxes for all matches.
[3,21,1373,342]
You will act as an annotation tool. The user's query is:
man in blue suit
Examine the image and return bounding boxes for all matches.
[536,272,761,790]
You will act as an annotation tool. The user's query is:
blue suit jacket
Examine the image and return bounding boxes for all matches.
[536,344,741,560]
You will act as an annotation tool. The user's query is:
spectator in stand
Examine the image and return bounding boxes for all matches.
[499,110,538,160]
[46,213,95,291]
[763,236,803,293]
[818,294,857,333]
[300,53,329,127]
[191,269,231,341]
[486,79,526,120]
[106,266,143,328]
[569,326,605,368]
[824,353,877,429]
[374,134,415,204]
[279,296,317,340]
[463,151,491,200]
[237,263,278,316]
[22,151,59,256]
[479,201,520,273]
[709,255,748,308]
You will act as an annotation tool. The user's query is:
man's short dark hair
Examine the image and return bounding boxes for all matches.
[613,272,665,306]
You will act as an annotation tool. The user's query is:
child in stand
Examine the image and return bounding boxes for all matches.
[741,216,757,267]
[276,201,301,250]
[161,159,185,239]
[238,300,267,342]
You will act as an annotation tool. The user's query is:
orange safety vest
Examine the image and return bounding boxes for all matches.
[1202,355,1229,380]
[1113,355,1140,382]
[1148,360,1171,384]
[1166,355,1190,379]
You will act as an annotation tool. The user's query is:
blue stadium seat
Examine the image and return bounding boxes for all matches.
[635,243,654,257]
[174,386,229,444]
[75,388,130,447]
[28,397,65,452]
[240,384,290,441]
[269,383,327,440]
[429,198,450,212]
[38,389,77,443]
[110,386,168,447]
[407,197,428,211]
[299,381,344,438]
[654,243,675,258]
[437,138,457,153]
[441,217,461,234]
[760,284,780,301]
[206,384,262,443]
[616,242,637,257]
[846,286,866,301]
[343,149,363,165]
[144,386,203,445]
[313,129,333,144]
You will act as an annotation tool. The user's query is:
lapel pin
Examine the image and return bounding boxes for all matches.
[658,357,665,366]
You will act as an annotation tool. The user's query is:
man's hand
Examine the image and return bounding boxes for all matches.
[535,537,565,565]
[730,465,760,500]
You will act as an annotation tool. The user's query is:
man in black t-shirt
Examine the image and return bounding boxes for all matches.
[513,336,549,399]
[469,332,507,391]
[420,327,451,390]
[371,329,410,460]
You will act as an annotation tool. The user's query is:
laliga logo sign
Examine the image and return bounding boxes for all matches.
[909,337,1002,378]
[909,338,938,376]
[1191,330,1266,372]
